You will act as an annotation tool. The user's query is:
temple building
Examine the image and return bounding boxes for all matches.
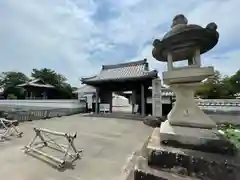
[81,59,158,116]
[17,78,55,99]
[79,59,175,116]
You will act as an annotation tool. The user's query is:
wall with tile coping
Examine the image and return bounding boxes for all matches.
[0,99,85,111]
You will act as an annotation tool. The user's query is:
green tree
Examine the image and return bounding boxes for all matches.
[196,70,226,99]
[227,70,240,95]
[221,76,236,98]
[7,94,17,99]
[31,68,73,99]
[0,71,29,99]
[0,71,29,88]
[31,68,66,86]
[71,87,78,92]
[196,70,240,99]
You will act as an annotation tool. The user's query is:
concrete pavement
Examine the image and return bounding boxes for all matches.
[0,114,153,180]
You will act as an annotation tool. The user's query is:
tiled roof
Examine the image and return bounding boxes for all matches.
[196,99,240,106]
[82,59,158,83]
[17,78,55,88]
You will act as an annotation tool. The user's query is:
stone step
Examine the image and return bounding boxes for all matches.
[134,156,199,180]
[117,135,152,180]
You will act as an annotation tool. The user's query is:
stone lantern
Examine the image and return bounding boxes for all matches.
[152,14,231,149]
[139,14,239,180]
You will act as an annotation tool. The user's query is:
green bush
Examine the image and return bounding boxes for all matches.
[7,94,17,99]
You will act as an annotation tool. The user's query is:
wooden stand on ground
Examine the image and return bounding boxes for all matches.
[0,119,23,140]
[24,127,83,168]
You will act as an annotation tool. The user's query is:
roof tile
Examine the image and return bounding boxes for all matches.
[82,59,158,83]
[17,78,55,88]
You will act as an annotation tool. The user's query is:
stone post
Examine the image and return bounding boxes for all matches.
[194,48,201,66]
[109,92,113,113]
[141,84,145,116]
[131,90,136,114]
[152,78,162,117]
[95,88,99,114]
[167,53,173,71]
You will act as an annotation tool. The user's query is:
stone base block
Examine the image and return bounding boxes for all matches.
[134,156,199,180]
[146,128,240,180]
[160,120,236,154]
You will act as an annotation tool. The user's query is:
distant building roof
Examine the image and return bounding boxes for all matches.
[162,91,174,97]
[17,78,55,88]
[122,87,174,97]
[148,86,174,97]
[73,85,96,94]
[81,59,158,84]
[235,93,240,99]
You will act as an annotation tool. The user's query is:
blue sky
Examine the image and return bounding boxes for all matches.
[0,0,239,87]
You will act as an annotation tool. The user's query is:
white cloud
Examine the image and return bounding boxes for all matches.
[0,0,239,87]
[113,0,240,76]
[203,49,240,76]
[102,0,200,46]
[187,0,240,49]
[0,0,100,86]
[128,44,166,76]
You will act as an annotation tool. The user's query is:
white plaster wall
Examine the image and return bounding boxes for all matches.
[112,95,130,107]
[0,99,85,111]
